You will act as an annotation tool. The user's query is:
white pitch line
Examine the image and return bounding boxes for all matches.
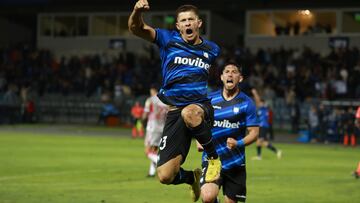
[0,169,118,181]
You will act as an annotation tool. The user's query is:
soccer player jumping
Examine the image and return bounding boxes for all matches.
[128,1,221,201]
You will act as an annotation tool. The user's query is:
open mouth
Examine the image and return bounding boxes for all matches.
[185,28,193,35]
[226,80,234,84]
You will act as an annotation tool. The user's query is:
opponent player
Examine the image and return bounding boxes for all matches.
[128,1,221,201]
[142,85,168,177]
[198,63,259,203]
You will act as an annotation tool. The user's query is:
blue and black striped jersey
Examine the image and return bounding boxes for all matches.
[154,29,220,106]
[257,106,270,128]
[203,89,259,170]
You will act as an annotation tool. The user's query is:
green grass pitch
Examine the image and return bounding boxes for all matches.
[0,125,359,203]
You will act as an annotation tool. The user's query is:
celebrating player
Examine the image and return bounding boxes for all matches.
[199,63,259,203]
[128,1,221,201]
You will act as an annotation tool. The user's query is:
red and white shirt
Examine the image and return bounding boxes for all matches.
[144,96,168,133]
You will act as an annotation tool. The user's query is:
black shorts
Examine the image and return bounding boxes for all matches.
[200,161,247,202]
[258,127,269,140]
[157,101,214,167]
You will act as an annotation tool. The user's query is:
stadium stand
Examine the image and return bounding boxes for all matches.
[0,1,359,145]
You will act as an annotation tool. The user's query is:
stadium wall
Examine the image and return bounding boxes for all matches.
[37,37,151,59]
[0,17,32,46]
[245,35,360,52]
[210,13,243,46]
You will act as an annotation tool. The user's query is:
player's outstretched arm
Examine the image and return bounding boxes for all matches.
[128,0,156,42]
[251,88,261,107]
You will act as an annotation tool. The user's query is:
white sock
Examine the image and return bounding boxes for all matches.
[149,162,156,176]
[147,152,158,164]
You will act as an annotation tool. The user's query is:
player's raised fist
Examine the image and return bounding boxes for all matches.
[134,0,150,12]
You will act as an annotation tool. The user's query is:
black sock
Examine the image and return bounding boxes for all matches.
[170,167,194,185]
[257,146,261,156]
[190,121,218,159]
[267,143,277,153]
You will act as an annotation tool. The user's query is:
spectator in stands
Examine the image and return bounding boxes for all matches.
[332,76,348,98]
[287,87,300,134]
[23,100,36,123]
[2,84,21,124]
[317,104,327,143]
[0,71,6,92]
[308,104,319,142]
[324,24,332,34]
[20,86,36,123]
[114,80,124,102]
[293,21,300,35]
[326,107,343,143]
[98,93,120,125]
[284,22,292,35]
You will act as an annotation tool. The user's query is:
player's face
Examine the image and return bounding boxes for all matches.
[221,65,243,91]
[150,88,157,96]
[176,11,202,44]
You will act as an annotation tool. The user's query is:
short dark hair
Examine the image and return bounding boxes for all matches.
[150,83,159,90]
[175,5,200,20]
[221,62,243,74]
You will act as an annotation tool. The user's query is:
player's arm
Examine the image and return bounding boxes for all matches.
[142,98,151,120]
[251,88,261,107]
[128,0,156,42]
[142,111,149,121]
[226,126,259,149]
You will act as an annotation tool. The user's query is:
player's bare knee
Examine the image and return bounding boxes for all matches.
[157,168,174,184]
[262,141,269,147]
[201,190,216,203]
[181,105,204,128]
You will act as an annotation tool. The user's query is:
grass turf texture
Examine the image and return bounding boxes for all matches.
[0,126,359,203]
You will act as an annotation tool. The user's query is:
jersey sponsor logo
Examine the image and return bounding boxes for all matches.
[203,52,209,58]
[213,105,222,109]
[214,119,240,129]
[174,56,210,70]
[233,107,239,114]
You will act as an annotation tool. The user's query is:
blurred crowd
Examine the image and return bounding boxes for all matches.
[305,104,359,145]
[0,44,162,100]
[1,44,360,143]
[275,21,332,36]
[213,45,360,101]
[1,44,360,102]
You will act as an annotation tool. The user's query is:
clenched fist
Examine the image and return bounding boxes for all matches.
[226,137,238,150]
[134,0,150,12]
